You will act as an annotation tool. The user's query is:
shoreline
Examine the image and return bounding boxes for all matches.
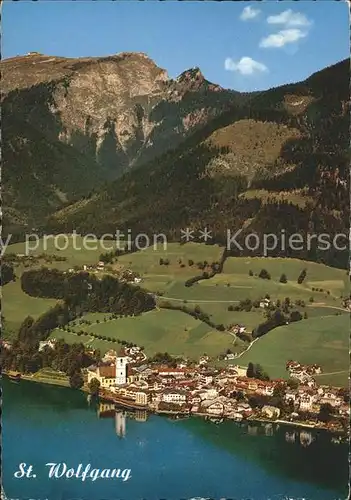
[6,373,347,436]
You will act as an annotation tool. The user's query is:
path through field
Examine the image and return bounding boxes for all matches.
[158,295,241,304]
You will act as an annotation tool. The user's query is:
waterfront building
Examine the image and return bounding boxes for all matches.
[261,405,281,419]
[201,399,224,416]
[162,389,187,404]
[135,391,150,406]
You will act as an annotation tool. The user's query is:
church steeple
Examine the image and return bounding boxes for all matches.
[115,350,128,385]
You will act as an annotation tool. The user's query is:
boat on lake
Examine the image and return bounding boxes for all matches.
[6,371,21,382]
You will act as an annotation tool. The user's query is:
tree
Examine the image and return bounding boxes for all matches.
[255,363,270,381]
[279,273,287,283]
[236,390,245,402]
[249,270,253,276]
[88,377,100,396]
[273,382,286,399]
[247,362,255,378]
[297,268,307,284]
[69,370,84,389]
[319,403,333,422]
[259,269,271,280]
[290,310,303,322]
[287,379,298,389]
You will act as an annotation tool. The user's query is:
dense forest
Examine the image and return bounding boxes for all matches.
[21,268,155,313]
[1,263,16,285]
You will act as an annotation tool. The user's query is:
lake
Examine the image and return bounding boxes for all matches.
[2,378,348,500]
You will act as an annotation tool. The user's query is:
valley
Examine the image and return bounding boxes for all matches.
[2,238,349,386]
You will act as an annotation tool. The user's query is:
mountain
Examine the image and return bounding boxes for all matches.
[2,52,242,233]
[3,53,349,268]
[46,58,349,268]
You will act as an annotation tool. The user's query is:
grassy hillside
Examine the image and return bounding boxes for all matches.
[2,279,57,338]
[236,314,349,387]
[6,236,115,269]
[49,309,238,358]
[3,237,348,376]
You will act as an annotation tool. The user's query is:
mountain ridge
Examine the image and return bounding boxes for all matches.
[3,53,349,269]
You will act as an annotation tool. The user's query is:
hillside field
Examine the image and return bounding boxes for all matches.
[49,309,242,358]
[236,314,349,387]
[2,278,57,339]
[6,236,118,269]
[3,240,348,379]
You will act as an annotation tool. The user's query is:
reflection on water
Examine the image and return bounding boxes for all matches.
[95,401,343,450]
[96,402,149,437]
[3,379,348,500]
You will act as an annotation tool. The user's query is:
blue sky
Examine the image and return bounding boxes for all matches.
[2,0,349,91]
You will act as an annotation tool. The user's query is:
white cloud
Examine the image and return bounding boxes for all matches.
[259,29,307,48]
[224,57,268,75]
[240,6,260,21]
[267,9,312,27]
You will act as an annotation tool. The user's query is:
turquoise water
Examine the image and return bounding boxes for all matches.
[2,379,348,500]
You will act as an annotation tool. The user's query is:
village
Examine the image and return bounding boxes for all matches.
[80,345,349,434]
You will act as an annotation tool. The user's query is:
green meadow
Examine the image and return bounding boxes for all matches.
[3,237,348,379]
[2,277,58,338]
[49,309,240,358]
[236,314,349,387]
[6,235,116,270]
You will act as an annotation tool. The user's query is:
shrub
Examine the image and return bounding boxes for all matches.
[259,269,271,280]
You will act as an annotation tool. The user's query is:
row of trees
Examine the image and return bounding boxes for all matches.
[251,269,307,284]
[246,362,270,381]
[252,307,304,339]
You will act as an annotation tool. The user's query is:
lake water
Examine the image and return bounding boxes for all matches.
[2,378,348,500]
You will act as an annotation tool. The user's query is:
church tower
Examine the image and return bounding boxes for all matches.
[115,349,128,385]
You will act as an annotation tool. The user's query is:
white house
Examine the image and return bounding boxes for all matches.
[135,391,150,406]
[262,405,280,419]
[201,399,224,416]
[162,389,187,405]
[199,373,213,385]
[199,388,218,400]
[38,339,56,352]
[299,394,314,411]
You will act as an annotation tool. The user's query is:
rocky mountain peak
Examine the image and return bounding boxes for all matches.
[175,66,223,93]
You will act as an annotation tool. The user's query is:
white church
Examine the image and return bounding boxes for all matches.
[86,349,128,388]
